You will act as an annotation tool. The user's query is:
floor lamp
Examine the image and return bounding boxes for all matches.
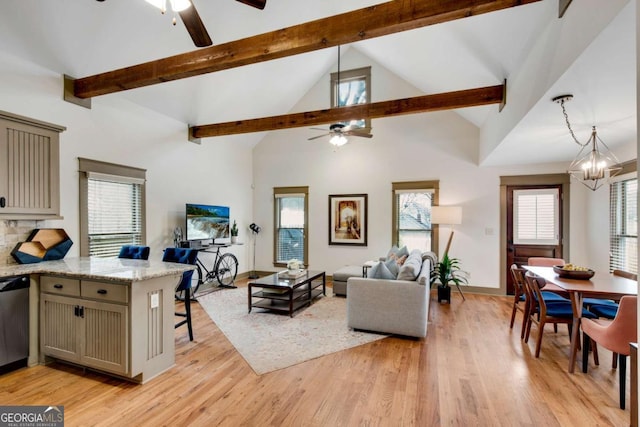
[431,206,464,300]
[249,223,261,279]
[431,206,462,258]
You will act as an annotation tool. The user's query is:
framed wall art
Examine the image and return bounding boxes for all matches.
[329,194,367,246]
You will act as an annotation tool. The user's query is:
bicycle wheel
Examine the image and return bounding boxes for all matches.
[175,264,202,301]
[215,253,238,287]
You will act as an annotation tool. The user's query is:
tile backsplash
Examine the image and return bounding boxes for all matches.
[0,220,41,265]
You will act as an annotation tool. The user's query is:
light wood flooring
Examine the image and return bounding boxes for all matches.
[0,280,631,426]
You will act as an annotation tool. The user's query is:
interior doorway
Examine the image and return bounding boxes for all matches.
[500,174,570,295]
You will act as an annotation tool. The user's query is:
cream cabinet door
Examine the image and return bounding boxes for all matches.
[0,114,63,219]
[40,293,81,362]
[80,299,129,375]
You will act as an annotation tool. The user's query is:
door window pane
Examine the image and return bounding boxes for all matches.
[513,189,559,245]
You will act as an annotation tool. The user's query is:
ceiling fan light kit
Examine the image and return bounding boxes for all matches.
[145,0,192,13]
[552,94,622,191]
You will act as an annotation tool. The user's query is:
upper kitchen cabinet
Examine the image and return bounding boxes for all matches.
[0,111,65,219]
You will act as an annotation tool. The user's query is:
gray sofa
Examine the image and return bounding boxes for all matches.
[346,257,431,338]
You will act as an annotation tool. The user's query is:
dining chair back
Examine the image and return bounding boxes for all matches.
[118,245,150,260]
[527,257,565,267]
[613,269,638,281]
[524,271,596,357]
[509,264,529,338]
[526,257,570,298]
[581,295,638,409]
[162,247,198,341]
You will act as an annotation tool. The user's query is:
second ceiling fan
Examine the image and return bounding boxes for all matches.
[146,0,266,47]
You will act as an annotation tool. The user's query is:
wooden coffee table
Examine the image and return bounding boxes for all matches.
[248,270,326,317]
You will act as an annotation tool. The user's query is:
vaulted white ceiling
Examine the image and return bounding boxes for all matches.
[0,0,635,166]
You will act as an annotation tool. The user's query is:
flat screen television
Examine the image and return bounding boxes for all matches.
[185,203,230,243]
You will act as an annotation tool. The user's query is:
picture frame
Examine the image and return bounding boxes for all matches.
[329,194,368,246]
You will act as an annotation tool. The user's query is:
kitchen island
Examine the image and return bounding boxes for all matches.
[0,257,195,383]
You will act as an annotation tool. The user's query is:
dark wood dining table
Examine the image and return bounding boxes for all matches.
[523,266,637,373]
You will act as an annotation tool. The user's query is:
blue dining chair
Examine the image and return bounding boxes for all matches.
[162,247,199,341]
[523,271,597,358]
[118,245,150,260]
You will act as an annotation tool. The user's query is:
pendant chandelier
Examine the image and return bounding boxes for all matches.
[553,94,622,191]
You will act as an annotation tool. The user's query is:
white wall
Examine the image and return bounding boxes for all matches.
[252,47,635,289]
[0,50,254,272]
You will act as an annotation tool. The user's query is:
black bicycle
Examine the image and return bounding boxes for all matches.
[192,244,238,293]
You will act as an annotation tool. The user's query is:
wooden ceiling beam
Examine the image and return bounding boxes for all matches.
[73,0,540,98]
[189,83,505,140]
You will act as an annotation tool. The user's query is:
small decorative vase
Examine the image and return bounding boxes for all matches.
[231,236,238,244]
[437,285,451,304]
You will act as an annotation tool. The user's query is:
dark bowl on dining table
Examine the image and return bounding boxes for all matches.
[553,265,595,280]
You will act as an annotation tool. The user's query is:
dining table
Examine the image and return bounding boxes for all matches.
[523,265,638,373]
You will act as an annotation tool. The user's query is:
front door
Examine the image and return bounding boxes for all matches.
[506,185,563,294]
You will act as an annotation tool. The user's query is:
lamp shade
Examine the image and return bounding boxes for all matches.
[431,206,462,225]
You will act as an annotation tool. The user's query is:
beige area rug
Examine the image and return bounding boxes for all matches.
[198,288,387,375]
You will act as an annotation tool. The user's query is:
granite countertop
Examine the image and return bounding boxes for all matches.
[0,257,195,282]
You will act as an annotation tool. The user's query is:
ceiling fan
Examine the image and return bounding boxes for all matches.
[99,0,267,48]
[308,123,373,147]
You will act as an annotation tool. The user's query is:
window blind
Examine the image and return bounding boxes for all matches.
[513,189,558,245]
[88,178,142,257]
[610,177,637,274]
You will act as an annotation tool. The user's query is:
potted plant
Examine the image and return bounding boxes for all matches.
[230,220,238,244]
[430,253,468,303]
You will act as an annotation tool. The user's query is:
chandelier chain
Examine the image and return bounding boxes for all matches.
[559,99,588,147]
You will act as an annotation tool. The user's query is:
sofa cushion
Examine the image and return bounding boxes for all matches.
[367,261,396,280]
[333,265,363,282]
[397,249,422,281]
[384,258,399,278]
[417,259,431,286]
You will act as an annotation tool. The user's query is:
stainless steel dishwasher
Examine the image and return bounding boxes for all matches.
[0,275,30,372]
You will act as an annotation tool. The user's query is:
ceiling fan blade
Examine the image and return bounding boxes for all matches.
[346,130,373,138]
[236,0,267,10]
[178,3,213,47]
[308,134,329,141]
[310,127,330,131]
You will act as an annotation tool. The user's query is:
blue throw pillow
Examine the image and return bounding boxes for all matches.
[396,245,410,259]
[384,258,399,278]
[367,261,396,280]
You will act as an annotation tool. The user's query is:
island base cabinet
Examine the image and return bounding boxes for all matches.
[40,293,128,376]
[39,273,179,383]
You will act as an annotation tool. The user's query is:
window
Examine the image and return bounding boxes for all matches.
[79,158,146,257]
[392,181,439,252]
[610,176,637,274]
[330,66,371,131]
[274,186,308,266]
[513,188,559,245]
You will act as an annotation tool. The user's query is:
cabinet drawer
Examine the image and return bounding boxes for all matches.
[41,276,80,296]
[81,281,129,304]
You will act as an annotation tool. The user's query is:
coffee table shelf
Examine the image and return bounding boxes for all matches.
[248,270,325,317]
